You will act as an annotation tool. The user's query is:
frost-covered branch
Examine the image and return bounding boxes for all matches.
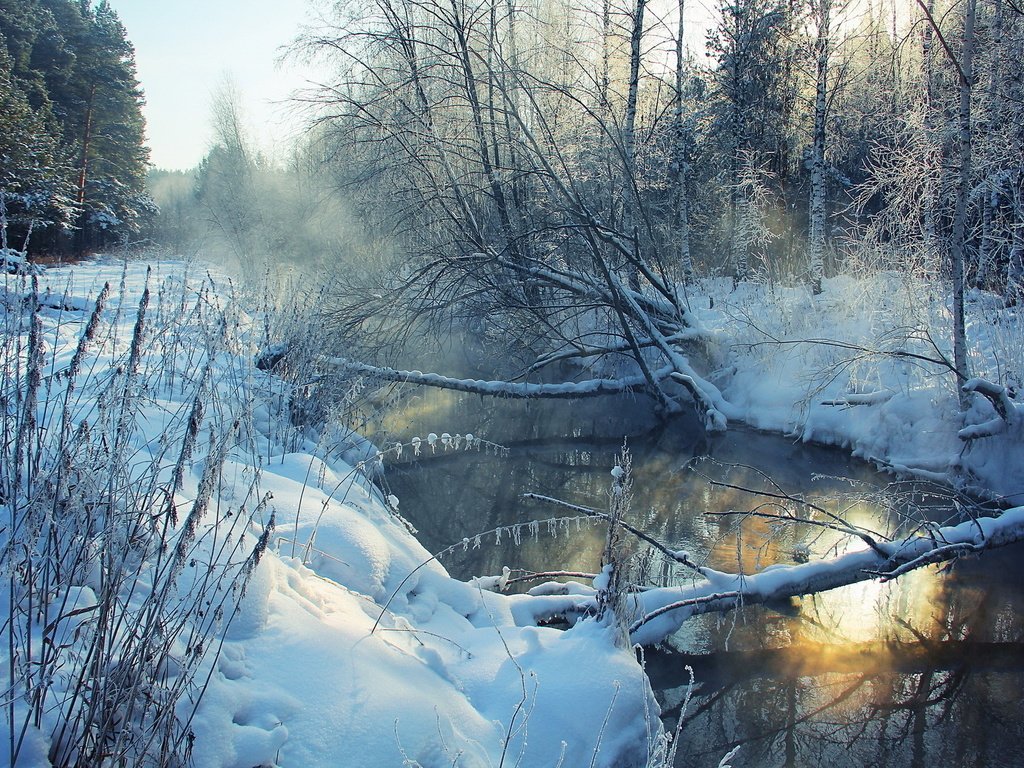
[625,506,1024,645]
[324,358,675,400]
[691,469,891,556]
[522,493,706,576]
[820,391,894,407]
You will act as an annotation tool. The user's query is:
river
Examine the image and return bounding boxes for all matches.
[363,385,1024,768]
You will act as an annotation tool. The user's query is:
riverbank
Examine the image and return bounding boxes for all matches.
[4,254,1022,767]
[0,257,662,768]
[694,275,1023,503]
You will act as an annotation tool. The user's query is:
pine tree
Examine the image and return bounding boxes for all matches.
[0,48,75,251]
[0,0,152,254]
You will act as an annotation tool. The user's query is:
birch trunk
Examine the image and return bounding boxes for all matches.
[808,0,830,295]
[674,0,694,282]
[920,0,940,276]
[623,0,647,292]
[949,0,975,405]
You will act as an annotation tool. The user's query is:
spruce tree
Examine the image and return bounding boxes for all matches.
[0,0,152,254]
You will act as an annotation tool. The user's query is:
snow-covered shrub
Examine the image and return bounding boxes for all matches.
[1,248,42,276]
[0,261,274,766]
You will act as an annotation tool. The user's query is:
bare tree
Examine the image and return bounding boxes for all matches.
[294,0,737,424]
[673,0,694,282]
[807,0,834,295]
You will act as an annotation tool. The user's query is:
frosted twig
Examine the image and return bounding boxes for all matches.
[523,493,707,576]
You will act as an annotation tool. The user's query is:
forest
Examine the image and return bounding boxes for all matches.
[0,0,150,255]
[2,0,1024,766]
[142,0,1024,422]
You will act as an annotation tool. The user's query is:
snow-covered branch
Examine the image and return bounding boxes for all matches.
[625,506,1024,645]
[960,378,1020,440]
[507,503,1024,647]
[324,358,676,399]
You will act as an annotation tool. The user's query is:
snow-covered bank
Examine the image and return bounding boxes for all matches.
[696,274,1024,503]
[0,258,661,768]
[5,255,1023,767]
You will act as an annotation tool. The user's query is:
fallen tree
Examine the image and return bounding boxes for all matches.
[296,0,740,427]
[497,502,1024,647]
[441,453,1024,648]
[325,358,676,399]
[624,504,1024,645]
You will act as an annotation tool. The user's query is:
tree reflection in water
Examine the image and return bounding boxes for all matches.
[371,388,1024,767]
[649,546,1024,768]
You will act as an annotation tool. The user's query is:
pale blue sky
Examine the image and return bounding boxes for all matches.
[108,0,315,170]
[108,0,725,172]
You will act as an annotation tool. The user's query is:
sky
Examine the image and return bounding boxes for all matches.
[107,0,722,173]
[107,0,317,170]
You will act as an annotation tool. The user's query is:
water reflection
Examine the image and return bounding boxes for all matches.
[651,547,1024,767]
[364,387,1024,768]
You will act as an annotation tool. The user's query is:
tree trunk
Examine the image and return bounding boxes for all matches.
[674,0,694,282]
[448,0,521,268]
[74,83,96,255]
[623,0,647,292]
[949,0,975,406]
[729,45,748,284]
[808,0,830,295]
[1008,173,1024,303]
[600,0,611,111]
[920,0,940,276]
[975,0,1003,290]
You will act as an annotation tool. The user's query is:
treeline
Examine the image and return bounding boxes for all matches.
[0,0,150,255]
[292,0,1022,302]
[146,83,372,277]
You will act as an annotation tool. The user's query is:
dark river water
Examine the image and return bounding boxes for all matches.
[363,386,1024,768]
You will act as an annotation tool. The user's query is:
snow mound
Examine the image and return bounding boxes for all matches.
[0,257,662,768]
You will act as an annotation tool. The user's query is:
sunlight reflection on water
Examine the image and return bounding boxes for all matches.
[366,385,1024,768]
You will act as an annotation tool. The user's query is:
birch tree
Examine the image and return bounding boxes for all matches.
[807,0,833,294]
[948,0,975,403]
[295,0,743,423]
[673,0,694,282]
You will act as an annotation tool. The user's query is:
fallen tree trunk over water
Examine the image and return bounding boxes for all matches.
[324,358,674,399]
[507,505,1024,647]
[627,506,1024,644]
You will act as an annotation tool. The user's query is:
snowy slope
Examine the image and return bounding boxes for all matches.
[0,258,662,768]
[696,274,1024,503]
[5,256,1020,768]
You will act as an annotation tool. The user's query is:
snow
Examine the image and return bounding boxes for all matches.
[695,275,1024,503]
[626,501,1024,645]
[329,357,676,399]
[4,256,1023,767]
[0,257,661,768]
[1,249,42,276]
